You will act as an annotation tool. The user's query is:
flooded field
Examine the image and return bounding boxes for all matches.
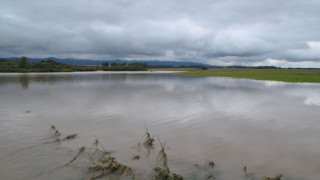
[0,72,320,180]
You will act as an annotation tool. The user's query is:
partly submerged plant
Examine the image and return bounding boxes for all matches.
[64,146,86,166]
[153,137,184,180]
[262,174,282,180]
[64,138,132,180]
[156,137,168,168]
[88,155,133,180]
[144,127,155,147]
[48,125,285,180]
[153,166,184,180]
[49,125,77,142]
[50,125,61,137]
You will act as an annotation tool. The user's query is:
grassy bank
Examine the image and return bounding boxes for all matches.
[179,69,320,83]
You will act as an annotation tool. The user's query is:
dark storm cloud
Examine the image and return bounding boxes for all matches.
[1,0,320,67]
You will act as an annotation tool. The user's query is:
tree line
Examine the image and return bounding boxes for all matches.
[0,56,148,72]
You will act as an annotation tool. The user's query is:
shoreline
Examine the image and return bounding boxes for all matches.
[177,68,320,83]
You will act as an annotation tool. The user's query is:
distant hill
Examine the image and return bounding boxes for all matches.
[4,57,209,66]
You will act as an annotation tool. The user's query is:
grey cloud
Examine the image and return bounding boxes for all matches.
[1,0,320,66]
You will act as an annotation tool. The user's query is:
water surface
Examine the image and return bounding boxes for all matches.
[0,72,320,180]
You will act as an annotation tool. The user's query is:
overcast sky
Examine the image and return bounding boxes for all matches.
[1,0,320,67]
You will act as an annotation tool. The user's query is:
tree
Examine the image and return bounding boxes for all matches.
[129,63,147,68]
[111,62,118,67]
[19,56,28,68]
[120,62,126,66]
[102,62,109,67]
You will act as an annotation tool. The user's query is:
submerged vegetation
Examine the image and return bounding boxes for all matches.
[179,68,320,83]
[144,127,155,147]
[46,124,285,180]
[153,166,184,180]
[154,137,184,180]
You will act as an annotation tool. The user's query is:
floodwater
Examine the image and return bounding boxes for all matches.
[0,72,320,180]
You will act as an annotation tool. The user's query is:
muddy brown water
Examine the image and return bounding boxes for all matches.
[0,72,320,180]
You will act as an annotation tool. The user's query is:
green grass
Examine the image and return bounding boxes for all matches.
[179,69,320,83]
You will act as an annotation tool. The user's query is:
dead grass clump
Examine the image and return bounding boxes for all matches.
[153,166,184,180]
[144,127,155,147]
[154,137,184,180]
[49,125,289,179]
[64,146,86,166]
[88,144,133,180]
[135,127,155,158]
[49,125,78,142]
[156,137,168,168]
[133,155,140,160]
[53,130,61,137]
[90,137,109,156]
[194,160,216,179]
[64,138,132,180]
[132,142,142,159]
[50,125,56,131]
[137,141,154,158]
[205,172,214,180]
[262,174,282,180]
[50,125,61,137]
[206,160,214,168]
[88,155,133,180]
[195,160,215,171]
[62,134,77,140]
